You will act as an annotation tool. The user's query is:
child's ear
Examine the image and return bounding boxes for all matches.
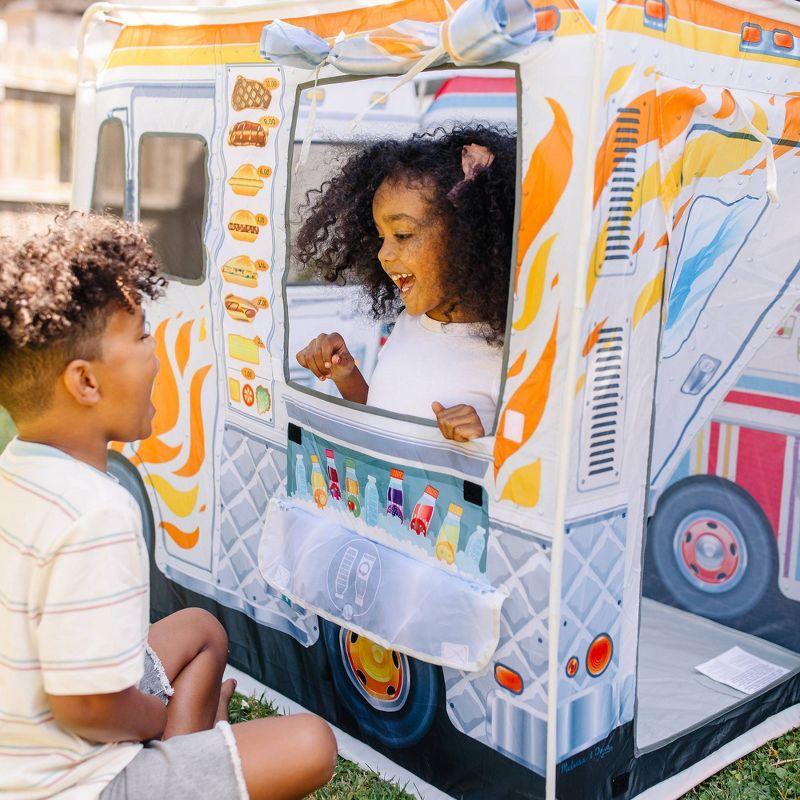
[62,360,102,408]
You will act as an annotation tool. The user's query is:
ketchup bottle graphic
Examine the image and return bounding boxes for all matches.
[410,485,439,537]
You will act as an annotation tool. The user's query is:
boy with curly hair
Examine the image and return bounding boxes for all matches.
[0,213,336,800]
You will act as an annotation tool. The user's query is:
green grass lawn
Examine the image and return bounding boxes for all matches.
[228,692,799,800]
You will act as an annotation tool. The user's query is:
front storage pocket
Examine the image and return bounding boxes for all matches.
[258,498,507,671]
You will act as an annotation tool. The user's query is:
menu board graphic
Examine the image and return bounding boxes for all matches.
[218,66,282,424]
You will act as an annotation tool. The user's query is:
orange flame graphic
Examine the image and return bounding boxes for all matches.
[494,315,558,478]
[516,99,572,292]
[174,364,212,479]
[159,521,200,549]
[582,318,608,358]
[132,315,213,551]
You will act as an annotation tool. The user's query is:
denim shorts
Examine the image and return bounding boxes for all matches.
[99,647,248,800]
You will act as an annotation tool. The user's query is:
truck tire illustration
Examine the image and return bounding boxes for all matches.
[646,475,777,620]
[321,620,439,749]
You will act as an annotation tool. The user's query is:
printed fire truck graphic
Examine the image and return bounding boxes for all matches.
[647,304,800,622]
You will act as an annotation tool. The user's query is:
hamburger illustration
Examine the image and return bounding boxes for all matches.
[221,256,258,287]
[227,210,261,242]
[228,164,265,196]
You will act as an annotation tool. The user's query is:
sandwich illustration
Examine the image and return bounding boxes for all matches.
[228,164,265,196]
[228,120,267,147]
[221,255,258,287]
[224,293,258,322]
[227,210,261,242]
[231,76,273,111]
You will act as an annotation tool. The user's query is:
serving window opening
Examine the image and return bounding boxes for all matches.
[285,68,520,437]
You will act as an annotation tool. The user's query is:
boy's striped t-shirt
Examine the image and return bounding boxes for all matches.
[0,438,149,799]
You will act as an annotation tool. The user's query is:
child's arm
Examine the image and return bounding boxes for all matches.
[49,686,167,744]
[431,402,485,442]
[296,332,369,404]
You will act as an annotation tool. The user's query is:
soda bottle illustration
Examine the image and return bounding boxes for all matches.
[435,503,463,564]
[294,453,308,499]
[345,459,361,518]
[325,448,342,501]
[386,468,405,522]
[310,455,328,509]
[364,475,379,526]
[410,485,439,537]
[465,525,487,569]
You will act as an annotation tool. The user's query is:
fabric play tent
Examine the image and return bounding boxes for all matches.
[73,0,800,797]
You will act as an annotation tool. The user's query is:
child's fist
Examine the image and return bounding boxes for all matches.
[431,402,485,442]
[296,332,355,382]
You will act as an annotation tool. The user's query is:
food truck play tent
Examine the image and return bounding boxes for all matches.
[74,0,800,797]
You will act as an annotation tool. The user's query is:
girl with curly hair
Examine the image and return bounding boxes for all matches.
[295,125,516,441]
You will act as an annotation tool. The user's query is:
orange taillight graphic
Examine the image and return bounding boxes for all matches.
[494,663,524,695]
[773,30,794,49]
[741,24,762,44]
[565,656,579,678]
[586,634,613,677]
[644,0,667,20]
[535,8,559,32]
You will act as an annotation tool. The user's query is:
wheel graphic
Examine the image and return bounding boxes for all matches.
[673,510,747,593]
[646,476,776,620]
[340,629,410,712]
[321,620,439,749]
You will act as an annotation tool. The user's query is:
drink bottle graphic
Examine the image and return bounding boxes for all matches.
[345,458,361,517]
[410,485,439,537]
[386,468,405,522]
[310,455,328,509]
[465,525,487,570]
[294,453,308,498]
[364,475,379,526]
[325,448,342,501]
[435,503,463,564]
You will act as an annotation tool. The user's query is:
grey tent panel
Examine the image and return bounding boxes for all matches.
[636,599,800,752]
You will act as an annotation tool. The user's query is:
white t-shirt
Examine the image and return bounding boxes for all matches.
[367,311,503,432]
[0,438,149,800]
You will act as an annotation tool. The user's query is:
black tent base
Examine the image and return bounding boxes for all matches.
[152,568,799,800]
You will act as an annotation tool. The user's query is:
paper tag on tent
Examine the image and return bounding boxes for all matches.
[695,646,789,695]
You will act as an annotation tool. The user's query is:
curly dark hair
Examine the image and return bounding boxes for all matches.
[295,125,517,345]
[0,212,164,421]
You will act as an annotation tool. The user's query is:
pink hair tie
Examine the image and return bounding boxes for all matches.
[447,143,495,203]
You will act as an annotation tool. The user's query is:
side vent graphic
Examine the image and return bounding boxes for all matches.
[603,107,641,273]
[579,323,628,491]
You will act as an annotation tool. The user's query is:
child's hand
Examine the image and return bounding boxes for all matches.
[431,402,485,442]
[296,333,356,382]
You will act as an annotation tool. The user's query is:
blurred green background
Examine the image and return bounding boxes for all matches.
[0,407,16,453]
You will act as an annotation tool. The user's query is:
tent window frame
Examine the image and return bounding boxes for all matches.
[282,64,523,437]
[91,116,127,218]
[137,131,210,286]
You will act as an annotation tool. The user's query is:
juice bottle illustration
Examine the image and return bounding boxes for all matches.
[345,459,361,517]
[325,448,342,501]
[386,468,405,522]
[435,503,463,564]
[364,475,379,526]
[294,453,308,499]
[310,455,328,509]
[410,485,439,537]
[465,525,487,569]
